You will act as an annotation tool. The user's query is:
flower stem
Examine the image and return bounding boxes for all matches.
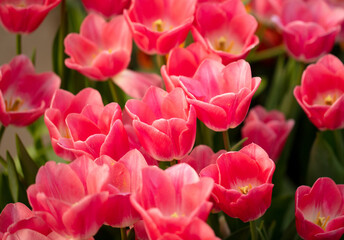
[108,79,120,104]
[0,125,6,146]
[250,220,258,240]
[246,44,285,62]
[58,0,66,80]
[222,130,230,151]
[121,228,127,240]
[16,34,22,55]
[333,130,344,164]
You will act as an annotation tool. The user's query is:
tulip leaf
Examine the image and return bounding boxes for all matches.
[6,151,19,202]
[16,134,38,186]
[307,131,344,184]
[225,225,250,240]
[0,173,13,209]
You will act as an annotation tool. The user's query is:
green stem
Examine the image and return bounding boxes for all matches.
[222,131,230,151]
[0,125,6,146]
[333,130,344,163]
[246,45,285,62]
[58,0,66,80]
[16,34,22,55]
[250,220,258,240]
[108,79,120,104]
[121,228,128,240]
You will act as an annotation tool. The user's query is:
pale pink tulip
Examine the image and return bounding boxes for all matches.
[0,55,60,127]
[65,13,132,81]
[81,0,131,18]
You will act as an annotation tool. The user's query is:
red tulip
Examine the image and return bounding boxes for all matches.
[81,0,131,18]
[124,0,197,55]
[294,54,344,130]
[242,105,294,161]
[295,177,344,240]
[65,13,132,81]
[125,87,197,161]
[0,55,60,127]
[0,0,60,34]
[200,143,275,222]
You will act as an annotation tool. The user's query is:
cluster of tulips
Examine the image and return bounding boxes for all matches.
[0,0,343,240]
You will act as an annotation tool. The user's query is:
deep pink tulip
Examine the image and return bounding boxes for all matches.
[200,143,275,222]
[0,202,65,240]
[81,0,131,18]
[0,0,61,34]
[294,54,344,130]
[27,156,109,240]
[163,59,260,131]
[179,145,226,174]
[0,55,60,127]
[273,0,344,62]
[124,0,197,55]
[130,163,217,240]
[44,88,130,161]
[242,105,294,161]
[295,177,344,240]
[95,149,148,228]
[65,13,132,81]
[192,0,259,64]
[125,87,197,161]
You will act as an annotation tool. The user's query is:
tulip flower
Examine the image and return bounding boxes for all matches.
[125,86,197,161]
[163,58,260,131]
[294,54,344,130]
[124,0,197,55]
[0,0,61,34]
[242,105,294,161]
[81,0,131,18]
[0,55,60,127]
[65,13,132,81]
[200,143,275,222]
[27,156,109,240]
[130,163,217,240]
[295,177,344,240]
[0,202,64,240]
[44,88,130,161]
[192,0,259,64]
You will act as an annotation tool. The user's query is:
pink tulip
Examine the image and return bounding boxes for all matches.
[179,145,226,174]
[0,55,60,127]
[65,13,132,81]
[192,0,259,64]
[124,0,197,55]
[27,156,109,240]
[249,0,283,23]
[81,0,131,18]
[0,0,60,34]
[241,105,294,161]
[273,0,344,62]
[125,87,197,161]
[295,177,344,240]
[163,58,260,131]
[0,202,65,240]
[44,88,130,160]
[130,163,217,240]
[294,54,344,130]
[94,149,148,228]
[200,143,275,222]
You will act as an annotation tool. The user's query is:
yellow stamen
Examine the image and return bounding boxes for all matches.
[152,19,164,32]
[215,37,234,53]
[171,212,179,218]
[5,98,24,112]
[314,212,330,230]
[324,94,336,105]
[239,184,252,195]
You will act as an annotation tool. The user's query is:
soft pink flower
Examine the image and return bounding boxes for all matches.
[0,0,61,34]
[163,59,260,131]
[125,87,197,161]
[81,0,131,18]
[273,0,344,62]
[192,0,259,64]
[295,177,344,240]
[95,149,148,228]
[130,163,217,240]
[0,55,60,127]
[179,145,226,174]
[200,143,275,222]
[241,105,294,161]
[249,0,283,24]
[27,156,109,240]
[294,54,344,130]
[124,0,197,55]
[44,88,130,160]
[0,202,65,240]
[65,13,132,81]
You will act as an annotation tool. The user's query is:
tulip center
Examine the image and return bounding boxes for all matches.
[214,36,234,53]
[238,184,252,195]
[152,19,164,32]
[324,94,336,106]
[171,212,184,218]
[314,212,330,230]
[5,97,24,112]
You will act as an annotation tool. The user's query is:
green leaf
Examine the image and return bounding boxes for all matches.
[0,173,13,209]
[307,131,344,184]
[225,226,250,240]
[16,135,39,186]
[6,151,19,202]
